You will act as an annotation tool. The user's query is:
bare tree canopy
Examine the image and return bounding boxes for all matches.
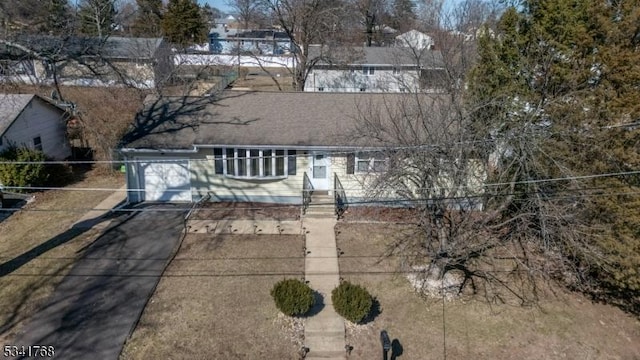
[78,0,118,38]
[226,0,266,29]
[260,0,348,91]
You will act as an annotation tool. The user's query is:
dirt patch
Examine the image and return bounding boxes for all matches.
[340,206,421,223]
[336,223,640,360]
[121,233,306,359]
[230,71,294,91]
[192,202,301,221]
[0,169,125,342]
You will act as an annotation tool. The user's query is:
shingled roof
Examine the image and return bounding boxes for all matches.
[0,36,164,61]
[308,46,444,67]
[0,94,65,137]
[121,91,450,151]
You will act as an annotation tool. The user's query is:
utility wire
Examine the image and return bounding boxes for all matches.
[2,168,639,194]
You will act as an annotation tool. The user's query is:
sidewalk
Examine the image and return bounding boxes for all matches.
[303,217,346,360]
[71,185,127,230]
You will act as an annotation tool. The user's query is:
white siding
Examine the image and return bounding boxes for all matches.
[304,68,421,93]
[1,98,70,160]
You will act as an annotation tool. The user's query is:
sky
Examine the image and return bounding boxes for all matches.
[201,0,232,13]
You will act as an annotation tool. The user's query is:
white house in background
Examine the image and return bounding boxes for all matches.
[395,30,434,50]
[0,36,173,89]
[208,28,293,55]
[119,92,484,210]
[0,94,71,160]
[304,46,445,93]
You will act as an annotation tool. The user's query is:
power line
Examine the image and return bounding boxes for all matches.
[2,188,640,215]
[2,168,639,194]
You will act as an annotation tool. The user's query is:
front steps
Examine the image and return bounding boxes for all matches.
[305,194,336,219]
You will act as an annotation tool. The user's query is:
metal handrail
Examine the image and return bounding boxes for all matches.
[302,172,313,215]
[334,174,348,219]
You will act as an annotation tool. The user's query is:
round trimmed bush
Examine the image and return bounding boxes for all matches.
[332,281,373,323]
[271,279,315,316]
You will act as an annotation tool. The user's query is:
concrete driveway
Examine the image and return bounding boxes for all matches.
[13,203,188,360]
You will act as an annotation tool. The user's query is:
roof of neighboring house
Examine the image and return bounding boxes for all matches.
[0,36,165,61]
[121,91,450,150]
[0,94,66,137]
[308,46,444,67]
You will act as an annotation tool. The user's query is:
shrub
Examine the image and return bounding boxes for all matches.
[331,281,373,323]
[271,279,315,316]
[0,147,48,191]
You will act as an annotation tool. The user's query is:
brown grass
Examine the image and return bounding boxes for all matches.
[193,202,300,221]
[231,71,294,92]
[336,223,640,360]
[120,233,305,360]
[0,169,125,341]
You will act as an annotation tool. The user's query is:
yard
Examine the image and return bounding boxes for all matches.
[120,233,305,359]
[230,68,294,92]
[0,168,124,342]
[336,223,640,359]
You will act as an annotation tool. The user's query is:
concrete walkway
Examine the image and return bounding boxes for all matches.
[303,211,346,359]
[71,185,127,230]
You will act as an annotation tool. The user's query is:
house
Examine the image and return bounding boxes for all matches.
[304,46,445,93]
[208,28,293,55]
[395,30,435,50]
[0,94,71,160]
[119,92,484,207]
[0,36,173,89]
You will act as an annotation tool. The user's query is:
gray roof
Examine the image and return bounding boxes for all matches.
[101,37,164,59]
[121,91,450,150]
[0,94,65,136]
[0,36,164,60]
[308,46,444,67]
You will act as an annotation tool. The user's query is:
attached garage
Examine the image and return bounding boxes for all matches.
[139,160,192,202]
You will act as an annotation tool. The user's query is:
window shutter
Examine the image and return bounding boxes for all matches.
[213,148,223,174]
[287,150,296,175]
[347,153,355,174]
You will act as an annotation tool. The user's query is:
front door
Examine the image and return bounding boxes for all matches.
[310,152,330,190]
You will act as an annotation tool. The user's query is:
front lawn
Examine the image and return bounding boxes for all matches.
[336,222,640,359]
[120,233,305,359]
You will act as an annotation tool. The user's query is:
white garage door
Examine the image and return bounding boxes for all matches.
[141,160,192,202]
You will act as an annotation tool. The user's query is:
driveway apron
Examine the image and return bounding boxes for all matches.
[13,203,187,360]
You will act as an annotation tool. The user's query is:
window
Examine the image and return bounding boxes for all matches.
[362,66,375,75]
[214,148,223,174]
[216,148,295,178]
[355,152,386,173]
[287,150,297,175]
[33,136,42,151]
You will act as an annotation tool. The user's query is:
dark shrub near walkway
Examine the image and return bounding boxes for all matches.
[271,279,315,316]
[332,281,373,323]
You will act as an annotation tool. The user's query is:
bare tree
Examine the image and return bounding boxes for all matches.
[226,0,265,29]
[259,0,347,91]
[349,0,388,46]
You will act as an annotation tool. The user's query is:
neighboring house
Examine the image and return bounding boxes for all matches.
[395,30,435,50]
[0,36,173,89]
[208,28,293,55]
[119,92,483,206]
[304,46,445,93]
[0,94,71,160]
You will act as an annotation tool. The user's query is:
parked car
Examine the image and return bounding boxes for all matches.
[0,184,3,208]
